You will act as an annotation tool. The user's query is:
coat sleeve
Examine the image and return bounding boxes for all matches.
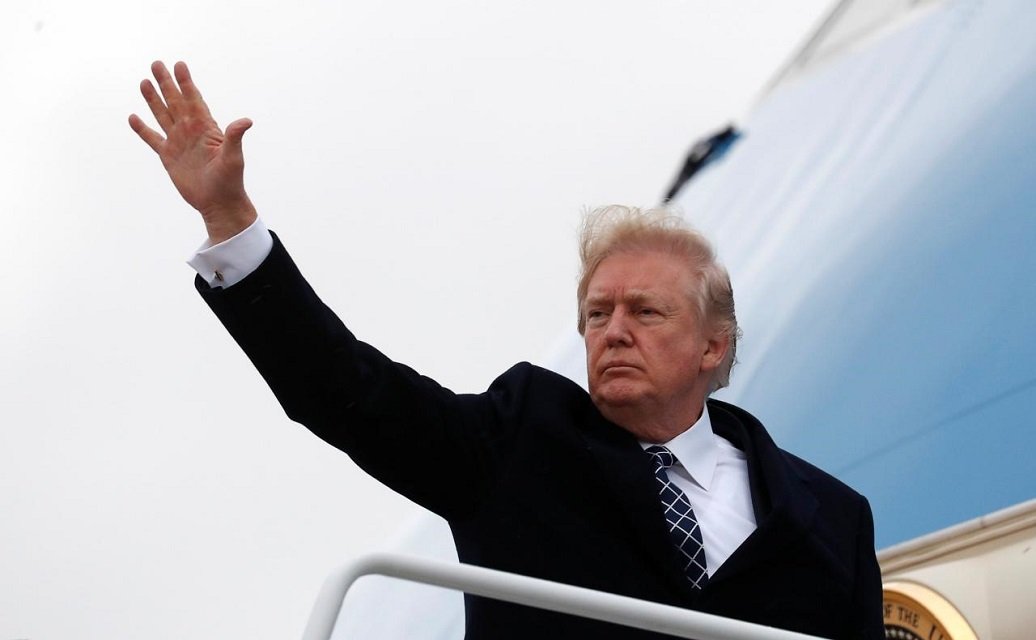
[195,232,527,520]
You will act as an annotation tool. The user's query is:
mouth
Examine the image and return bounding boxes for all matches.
[601,363,639,374]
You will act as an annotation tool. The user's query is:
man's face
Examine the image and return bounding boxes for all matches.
[583,250,727,441]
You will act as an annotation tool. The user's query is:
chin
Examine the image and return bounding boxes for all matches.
[591,390,645,425]
[590,383,643,410]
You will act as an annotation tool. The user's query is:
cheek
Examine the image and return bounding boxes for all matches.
[584,336,602,361]
[653,339,699,374]
[584,341,597,373]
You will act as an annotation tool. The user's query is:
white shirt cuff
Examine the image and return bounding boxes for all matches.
[187,218,274,288]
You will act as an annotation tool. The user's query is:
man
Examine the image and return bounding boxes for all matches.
[130,61,883,639]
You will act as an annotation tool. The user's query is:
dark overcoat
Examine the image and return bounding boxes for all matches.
[198,233,883,639]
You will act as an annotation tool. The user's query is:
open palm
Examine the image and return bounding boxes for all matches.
[129,61,256,242]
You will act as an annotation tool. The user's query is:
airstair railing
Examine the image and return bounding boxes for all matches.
[302,552,826,640]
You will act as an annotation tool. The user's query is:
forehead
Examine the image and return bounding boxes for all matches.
[586,250,695,299]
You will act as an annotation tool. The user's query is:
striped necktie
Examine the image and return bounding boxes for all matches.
[646,445,709,589]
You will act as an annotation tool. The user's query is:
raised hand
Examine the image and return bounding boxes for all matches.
[129,61,257,244]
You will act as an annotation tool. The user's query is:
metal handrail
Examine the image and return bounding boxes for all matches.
[302,553,826,640]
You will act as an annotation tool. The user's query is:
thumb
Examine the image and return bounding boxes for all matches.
[224,118,253,154]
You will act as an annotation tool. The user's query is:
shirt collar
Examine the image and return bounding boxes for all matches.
[640,406,719,491]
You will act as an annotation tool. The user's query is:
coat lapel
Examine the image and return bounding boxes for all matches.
[573,399,819,600]
[578,411,702,603]
[706,400,818,588]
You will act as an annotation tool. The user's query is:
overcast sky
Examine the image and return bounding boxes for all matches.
[1,1,829,638]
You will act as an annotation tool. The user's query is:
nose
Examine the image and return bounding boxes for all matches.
[603,308,633,347]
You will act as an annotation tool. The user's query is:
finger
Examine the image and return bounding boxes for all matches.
[139,79,174,133]
[174,61,213,119]
[173,61,207,105]
[151,60,185,117]
[128,114,165,153]
[224,118,253,155]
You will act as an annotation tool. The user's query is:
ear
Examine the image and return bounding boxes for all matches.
[700,331,731,373]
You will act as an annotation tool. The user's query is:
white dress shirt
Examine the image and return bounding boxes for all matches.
[641,408,757,576]
[187,221,759,575]
[187,218,273,288]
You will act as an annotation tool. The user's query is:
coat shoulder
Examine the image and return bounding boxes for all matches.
[487,362,594,411]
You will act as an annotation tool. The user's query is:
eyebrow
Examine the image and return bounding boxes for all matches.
[584,289,671,309]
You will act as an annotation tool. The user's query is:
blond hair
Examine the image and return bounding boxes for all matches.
[576,205,739,391]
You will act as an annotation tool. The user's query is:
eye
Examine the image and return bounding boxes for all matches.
[586,309,608,325]
[638,307,658,317]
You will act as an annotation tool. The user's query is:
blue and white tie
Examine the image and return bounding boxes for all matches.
[646,445,709,589]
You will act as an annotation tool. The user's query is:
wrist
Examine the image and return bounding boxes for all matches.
[201,200,258,245]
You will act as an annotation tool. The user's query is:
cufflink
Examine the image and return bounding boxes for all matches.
[214,270,225,282]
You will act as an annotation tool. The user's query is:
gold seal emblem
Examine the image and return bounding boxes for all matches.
[883,581,977,640]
